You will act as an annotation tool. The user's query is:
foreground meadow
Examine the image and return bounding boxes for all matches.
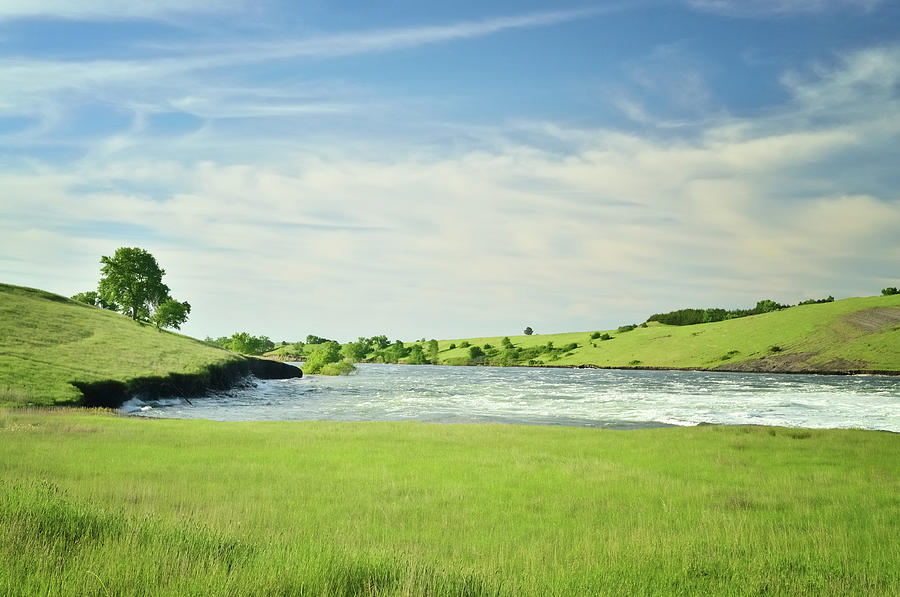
[1,410,897,595]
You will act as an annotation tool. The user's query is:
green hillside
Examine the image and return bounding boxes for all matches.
[0,283,249,407]
[431,295,900,372]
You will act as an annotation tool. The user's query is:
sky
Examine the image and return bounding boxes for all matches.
[1,0,899,342]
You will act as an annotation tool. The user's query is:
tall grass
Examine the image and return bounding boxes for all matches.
[1,410,897,595]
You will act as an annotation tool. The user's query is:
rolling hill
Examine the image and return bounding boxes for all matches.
[0,283,299,407]
[428,295,900,373]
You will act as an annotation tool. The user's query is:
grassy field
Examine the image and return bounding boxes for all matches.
[430,295,900,372]
[0,283,243,407]
[1,408,897,595]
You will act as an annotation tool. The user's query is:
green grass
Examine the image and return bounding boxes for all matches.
[1,409,897,595]
[429,295,900,371]
[0,284,243,406]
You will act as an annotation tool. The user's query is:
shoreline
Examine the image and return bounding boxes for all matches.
[356,360,900,377]
[73,357,302,408]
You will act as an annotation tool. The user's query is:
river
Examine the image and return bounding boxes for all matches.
[122,363,899,431]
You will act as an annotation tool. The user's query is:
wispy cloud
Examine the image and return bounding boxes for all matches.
[0,7,617,140]
[149,6,620,60]
[0,0,245,21]
[687,0,882,17]
[3,44,898,338]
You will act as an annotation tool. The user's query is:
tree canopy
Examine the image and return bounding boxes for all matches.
[94,247,190,330]
[151,299,191,331]
[98,247,170,321]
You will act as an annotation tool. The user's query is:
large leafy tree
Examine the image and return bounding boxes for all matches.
[98,247,171,320]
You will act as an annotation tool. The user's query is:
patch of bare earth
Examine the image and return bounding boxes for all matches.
[718,352,820,373]
[841,307,900,332]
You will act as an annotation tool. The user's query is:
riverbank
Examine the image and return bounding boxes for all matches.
[1,409,896,595]
[0,283,300,407]
[509,362,900,376]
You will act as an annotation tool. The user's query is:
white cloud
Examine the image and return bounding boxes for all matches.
[687,0,882,17]
[2,36,898,339]
[0,0,245,21]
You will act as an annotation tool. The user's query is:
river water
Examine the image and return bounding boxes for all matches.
[123,364,899,431]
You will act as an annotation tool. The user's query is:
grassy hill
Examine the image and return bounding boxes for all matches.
[430,295,900,372]
[0,283,294,407]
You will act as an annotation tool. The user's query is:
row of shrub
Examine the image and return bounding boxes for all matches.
[647,299,790,326]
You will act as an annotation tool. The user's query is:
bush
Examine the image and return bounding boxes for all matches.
[590,331,601,340]
[468,346,485,359]
[600,333,612,341]
[617,325,637,333]
[501,337,513,349]
[798,296,834,306]
[379,340,410,364]
[882,287,899,296]
[226,332,275,355]
[448,343,456,350]
[303,341,342,374]
[483,343,492,350]
[459,341,470,348]
[318,360,356,375]
[406,344,429,365]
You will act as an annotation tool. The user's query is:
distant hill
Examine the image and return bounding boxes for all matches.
[0,283,299,407]
[429,295,900,373]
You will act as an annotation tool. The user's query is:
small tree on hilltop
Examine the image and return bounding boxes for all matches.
[882,287,899,296]
[98,247,170,320]
[151,299,191,331]
[523,326,533,336]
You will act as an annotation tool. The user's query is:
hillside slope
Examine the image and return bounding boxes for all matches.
[432,295,900,373]
[0,284,299,407]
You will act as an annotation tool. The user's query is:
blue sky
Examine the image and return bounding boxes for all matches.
[1,0,898,341]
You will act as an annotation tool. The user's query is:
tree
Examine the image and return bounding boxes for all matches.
[367,335,390,350]
[304,341,343,373]
[754,299,784,314]
[151,299,191,331]
[98,247,170,320]
[71,291,99,306]
[407,344,428,365]
[227,332,274,355]
[501,336,513,349]
[426,339,439,362]
[341,341,369,362]
[523,326,533,335]
[882,287,899,296]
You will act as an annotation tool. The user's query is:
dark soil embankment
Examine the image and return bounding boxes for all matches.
[73,357,302,408]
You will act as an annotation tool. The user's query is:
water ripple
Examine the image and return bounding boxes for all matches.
[125,364,900,431]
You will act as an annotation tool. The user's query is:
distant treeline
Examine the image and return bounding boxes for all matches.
[647,296,833,327]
